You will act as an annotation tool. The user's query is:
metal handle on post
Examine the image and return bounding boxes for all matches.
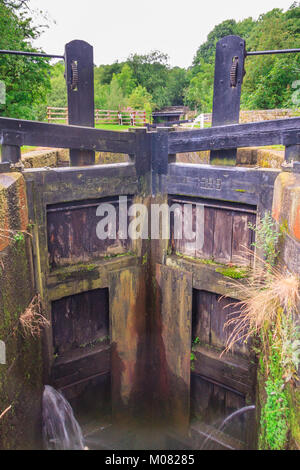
[64,40,95,166]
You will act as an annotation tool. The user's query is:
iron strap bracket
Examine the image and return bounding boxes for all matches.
[230,56,239,87]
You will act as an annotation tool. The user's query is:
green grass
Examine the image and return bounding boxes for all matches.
[260,145,284,151]
[47,119,143,132]
[0,144,39,155]
[95,123,132,131]
[215,266,248,279]
[210,157,236,166]
[21,146,39,154]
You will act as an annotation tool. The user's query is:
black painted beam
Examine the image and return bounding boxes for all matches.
[168,117,300,153]
[167,163,279,210]
[0,117,135,154]
[1,145,21,164]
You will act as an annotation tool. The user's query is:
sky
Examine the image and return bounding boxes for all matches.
[29,0,296,68]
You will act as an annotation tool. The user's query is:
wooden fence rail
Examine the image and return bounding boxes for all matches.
[47,107,146,125]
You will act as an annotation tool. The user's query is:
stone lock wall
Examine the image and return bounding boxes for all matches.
[0,172,43,449]
[271,169,300,449]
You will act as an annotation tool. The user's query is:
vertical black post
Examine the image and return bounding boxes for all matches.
[152,127,173,195]
[65,40,95,166]
[285,145,300,163]
[1,145,21,164]
[1,130,22,165]
[211,35,246,162]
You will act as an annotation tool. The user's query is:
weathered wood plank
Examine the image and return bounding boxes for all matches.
[0,116,136,153]
[190,374,213,420]
[24,163,138,206]
[192,289,211,345]
[209,292,249,357]
[231,212,255,265]
[47,199,131,269]
[52,345,110,389]
[210,294,228,350]
[212,209,233,263]
[168,117,300,153]
[181,204,196,257]
[172,202,184,255]
[52,288,109,356]
[192,346,254,395]
[46,254,138,301]
[167,163,278,210]
[58,371,111,405]
[169,197,255,266]
[197,207,214,259]
[165,255,247,299]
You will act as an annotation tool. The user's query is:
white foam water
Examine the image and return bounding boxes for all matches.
[42,385,85,450]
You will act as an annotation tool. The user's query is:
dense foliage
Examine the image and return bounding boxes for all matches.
[186,3,300,112]
[0,0,51,119]
[1,2,300,119]
[47,2,300,115]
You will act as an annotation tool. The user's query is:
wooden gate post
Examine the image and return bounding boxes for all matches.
[1,130,22,164]
[64,40,95,166]
[211,35,246,162]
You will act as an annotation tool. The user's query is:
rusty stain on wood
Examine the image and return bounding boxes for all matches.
[109,266,147,425]
[155,264,192,432]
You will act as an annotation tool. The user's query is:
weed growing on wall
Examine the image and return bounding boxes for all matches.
[190,337,200,371]
[215,266,248,279]
[259,332,290,450]
[249,211,281,267]
[222,216,299,450]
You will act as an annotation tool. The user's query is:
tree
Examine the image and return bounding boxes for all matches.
[166,67,189,106]
[94,83,109,109]
[112,64,136,97]
[241,5,300,109]
[128,85,154,118]
[127,51,170,108]
[187,17,256,112]
[94,62,124,86]
[46,61,67,108]
[186,3,300,111]
[0,0,51,119]
[105,79,128,109]
[184,61,214,112]
[193,19,238,66]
